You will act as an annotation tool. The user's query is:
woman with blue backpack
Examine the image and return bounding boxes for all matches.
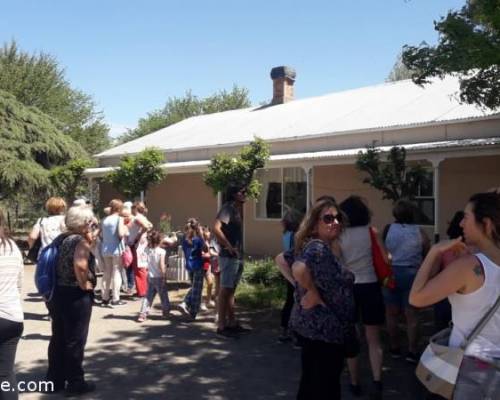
[178,218,206,320]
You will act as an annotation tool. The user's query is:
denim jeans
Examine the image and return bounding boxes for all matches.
[139,277,170,315]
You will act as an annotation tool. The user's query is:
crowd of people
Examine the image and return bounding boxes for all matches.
[0,185,499,399]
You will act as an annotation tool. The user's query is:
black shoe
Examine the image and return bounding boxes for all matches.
[110,300,127,307]
[216,328,240,338]
[65,381,96,397]
[349,384,363,397]
[389,347,402,359]
[405,352,419,364]
[227,324,252,334]
[369,381,383,400]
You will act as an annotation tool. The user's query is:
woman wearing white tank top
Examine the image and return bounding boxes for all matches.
[410,192,500,399]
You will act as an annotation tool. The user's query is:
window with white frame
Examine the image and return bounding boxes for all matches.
[255,167,307,219]
[413,169,434,225]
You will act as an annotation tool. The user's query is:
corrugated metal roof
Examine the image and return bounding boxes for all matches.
[85,138,500,178]
[97,76,500,158]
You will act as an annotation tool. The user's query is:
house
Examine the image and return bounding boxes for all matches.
[85,66,500,257]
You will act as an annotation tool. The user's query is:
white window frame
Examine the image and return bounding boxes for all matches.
[414,168,435,226]
[254,167,307,221]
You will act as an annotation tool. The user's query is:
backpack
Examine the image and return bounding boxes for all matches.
[34,233,67,301]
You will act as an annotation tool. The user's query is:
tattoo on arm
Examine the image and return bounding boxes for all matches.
[473,264,484,277]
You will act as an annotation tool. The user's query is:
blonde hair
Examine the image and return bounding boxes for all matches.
[65,206,95,232]
[294,198,339,255]
[46,197,67,216]
[109,199,123,214]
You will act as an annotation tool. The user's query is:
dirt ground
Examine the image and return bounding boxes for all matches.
[16,264,430,399]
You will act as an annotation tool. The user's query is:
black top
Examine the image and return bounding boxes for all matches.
[216,202,242,258]
[56,234,96,288]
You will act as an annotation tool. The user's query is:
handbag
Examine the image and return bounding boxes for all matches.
[416,295,500,399]
[27,218,43,263]
[121,245,133,268]
[368,226,395,289]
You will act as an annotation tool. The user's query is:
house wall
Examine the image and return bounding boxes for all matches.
[98,173,217,233]
[242,153,500,257]
[145,173,218,232]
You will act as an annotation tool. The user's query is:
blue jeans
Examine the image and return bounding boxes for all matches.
[382,265,417,309]
[139,277,170,315]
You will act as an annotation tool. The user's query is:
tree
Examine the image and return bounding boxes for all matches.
[204,137,270,199]
[0,40,110,154]
[402,0,500,109]
[0,89,86,202]
[386,53,416,82]
[119,85,251,144]
[107,148,165,199]
[49,158,95,203]
[356,146,427,202]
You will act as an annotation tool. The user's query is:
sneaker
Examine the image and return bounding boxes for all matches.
[207,300,216,308]
[200,303,208,312]
[65,381,96,397]
[405,352,419,364]
[110,300,127,307]
[137,314,146,323]
[178,302,189,316]
[349,384,363,397]
[216,328,240,339]
[389,347,402,359]
[101,300,110,308]
[227,324,252,334]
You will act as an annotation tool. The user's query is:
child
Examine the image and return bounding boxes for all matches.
[201,227,215,310]
[137,230,170,322]
[178,219,205,319]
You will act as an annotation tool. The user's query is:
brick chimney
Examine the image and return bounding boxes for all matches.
[270,66,296,105]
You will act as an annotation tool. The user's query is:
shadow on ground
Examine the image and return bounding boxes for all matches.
[18,304,435,399]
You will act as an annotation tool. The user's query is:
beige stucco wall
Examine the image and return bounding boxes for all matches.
[145,173,218,231]
[438,155,500,237]
[98,173,217,232]
[243,200,283,257]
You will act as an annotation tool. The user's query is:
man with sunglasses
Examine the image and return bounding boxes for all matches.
[213,185,250,338]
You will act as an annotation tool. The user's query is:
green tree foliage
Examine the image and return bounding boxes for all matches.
[49,158,95,203]
[119,85,251,144]
[204,137,270,199]
[386,53,416,82]
[356,146,427,202]
[402,0,500,109]
[0,40,110,154]
[0,89,86,201]
[107,148,165,199]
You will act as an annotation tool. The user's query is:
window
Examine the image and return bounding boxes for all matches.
[255,167,307,219]
[413,169,434,225]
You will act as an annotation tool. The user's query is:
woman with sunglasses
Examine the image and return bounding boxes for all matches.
[287,197,355,400]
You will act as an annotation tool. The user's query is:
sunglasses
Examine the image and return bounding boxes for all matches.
[321,213,342,225]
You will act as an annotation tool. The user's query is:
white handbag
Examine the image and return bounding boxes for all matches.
[416,295,500,399]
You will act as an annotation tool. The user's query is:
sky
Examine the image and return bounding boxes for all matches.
[1,0,465,138]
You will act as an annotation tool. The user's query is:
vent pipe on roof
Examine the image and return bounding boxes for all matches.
[270,66,296,105]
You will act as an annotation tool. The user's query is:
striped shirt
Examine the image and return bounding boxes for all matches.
[0,240,24,322]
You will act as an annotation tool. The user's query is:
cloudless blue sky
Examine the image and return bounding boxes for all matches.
[1,0,464,137]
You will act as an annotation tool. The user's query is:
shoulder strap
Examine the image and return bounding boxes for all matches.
[463,294,500,349]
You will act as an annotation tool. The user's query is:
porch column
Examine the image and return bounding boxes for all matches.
[429,156,445,243]
[88,177,93,203]
[302,165,313,212]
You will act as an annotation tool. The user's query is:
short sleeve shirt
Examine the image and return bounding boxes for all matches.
[289,239,356,344]
[216,202,242,258]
